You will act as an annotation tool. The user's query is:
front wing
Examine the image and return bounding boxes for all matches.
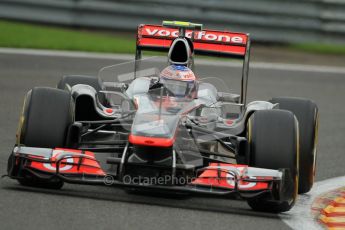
[7,146,288,201]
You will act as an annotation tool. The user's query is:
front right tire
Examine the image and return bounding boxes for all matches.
[246,110,299,212]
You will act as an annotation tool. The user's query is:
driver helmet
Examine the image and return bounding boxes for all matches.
[159,65,198,99]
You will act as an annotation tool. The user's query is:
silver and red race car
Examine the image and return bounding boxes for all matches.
[6,21,319,212]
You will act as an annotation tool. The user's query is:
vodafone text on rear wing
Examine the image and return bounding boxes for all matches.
[135,24,251,105]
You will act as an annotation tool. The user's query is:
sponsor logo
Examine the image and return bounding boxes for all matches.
[144,28,245,44]
[43,150,73,171]
[225,166,257,189]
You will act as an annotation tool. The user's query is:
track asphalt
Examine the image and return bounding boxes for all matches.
[0,51,344,230]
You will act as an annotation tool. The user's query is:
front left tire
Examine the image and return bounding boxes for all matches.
[16,87,73,189]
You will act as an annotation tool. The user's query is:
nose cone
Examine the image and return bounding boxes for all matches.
[168,38,192,66]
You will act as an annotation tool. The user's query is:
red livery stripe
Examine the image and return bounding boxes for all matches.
[129,134,175,147]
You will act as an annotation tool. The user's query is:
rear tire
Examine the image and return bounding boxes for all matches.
[246,110,299,212]
[270,97,318,194]
[17,87,73,189]
[57,75,105,104]
[57,75,103,92]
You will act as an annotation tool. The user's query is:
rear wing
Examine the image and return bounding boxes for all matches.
[137,24,249,58]
[135,23,251,105]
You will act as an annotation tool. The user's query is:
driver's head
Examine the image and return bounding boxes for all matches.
[159,65,198,98]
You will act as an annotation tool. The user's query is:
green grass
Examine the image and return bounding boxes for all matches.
[2,20,345,56]
[290,43,345,55]
[0,20,136,53]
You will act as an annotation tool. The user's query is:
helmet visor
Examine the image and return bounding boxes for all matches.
[161,78,195,98]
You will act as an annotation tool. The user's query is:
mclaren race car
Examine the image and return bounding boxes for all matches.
[6,21,319,212]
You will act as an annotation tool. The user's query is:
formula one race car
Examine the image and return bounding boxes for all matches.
[6,21,319,212]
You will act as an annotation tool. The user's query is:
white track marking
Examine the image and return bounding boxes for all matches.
[197,60,345,74]
[1,48,345,74]
[249,62,345,74]
[279,176,345,230]
[0,48,134,61]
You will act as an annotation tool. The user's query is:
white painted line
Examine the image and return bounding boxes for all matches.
[279,176,345,230]
[196,60,345,74]
[250,62,345,75]
[0,48,134,61]
[1,48,345,74]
